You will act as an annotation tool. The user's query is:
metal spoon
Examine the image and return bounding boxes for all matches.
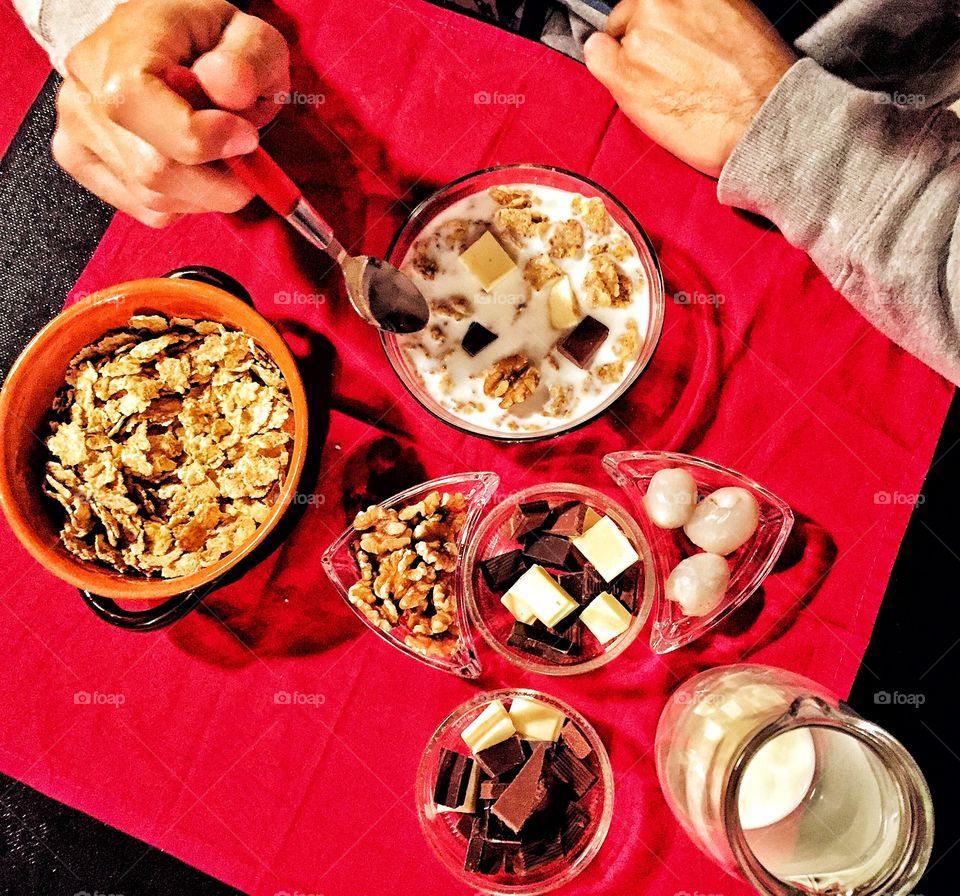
[232,149,429,333]
[166,69,429,333]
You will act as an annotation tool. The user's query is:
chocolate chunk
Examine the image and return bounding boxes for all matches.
[462,321,498,357]
[464,818,504,874]
[524,534,580,570]
[476,735,526,777]
[549,746,598,798]
[562,804,592,853]
[484,807,522,845]
[479,549,528,592]
[434,748,475,808]
[456,813,476,839]
[610,565,640,610]
[507,621,579,661]
[559,721,593,760]
[492,742,550,833]
[544,502,594,537]
[480,780,509,801]
[558,565,605,604]
[557,315,609,368]
[515,831,564,873]
[507,500,551,540]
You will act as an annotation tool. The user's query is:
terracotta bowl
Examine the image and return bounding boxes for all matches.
[0,274,308,602]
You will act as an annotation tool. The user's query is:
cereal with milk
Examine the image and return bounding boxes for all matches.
[397,184,650,436]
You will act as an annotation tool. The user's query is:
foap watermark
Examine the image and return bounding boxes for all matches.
[275,90,326,107]
[474,90,526,107]
[74,691,125,707]
[76,90,126,108]
[291,492,326,506]
[276,891,323,896]
[874,491,925,506]
[676,890,725,896]
[875,91,926,108]
[275,690,326,707]
[875,691,926,708]
[274,290,326,307]
[475,292,526,306]
[674,290,725,306]
[75,890,126,896]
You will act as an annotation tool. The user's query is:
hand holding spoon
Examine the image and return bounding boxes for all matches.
[166,68,430,334]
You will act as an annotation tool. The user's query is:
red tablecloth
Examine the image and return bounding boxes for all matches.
[0,2,953,895]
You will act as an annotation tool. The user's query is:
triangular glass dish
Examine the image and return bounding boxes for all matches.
[321,472,499,677]
[603,451,793,654]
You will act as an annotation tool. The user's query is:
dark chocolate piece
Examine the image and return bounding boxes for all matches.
[557,565,605,604]
[515,831,564,873]
[456,813,476,839]
[480,780,509,801]
[557,315,609,368]
[462,321,498,357]
[476,735,526,778]
[524,534,580,570]
[479,549,528,592]
[464,818,504,874]
[559,721,593,761]
[484,807,523,845]
[507,621,579,661]
[562,804,591,853]
[610,565,640,611]
[549,746,598,798]
[492,742,549,833]
[508,500,551,540]
[435,748,474,808]
[544,502,594,537]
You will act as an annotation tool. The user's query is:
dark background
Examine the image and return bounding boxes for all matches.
[1,0,955,893]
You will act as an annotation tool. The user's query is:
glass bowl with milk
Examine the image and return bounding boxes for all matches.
[382,165,664,441]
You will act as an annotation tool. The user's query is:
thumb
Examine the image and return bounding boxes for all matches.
[192,12,290,127]
[584,31,621,90]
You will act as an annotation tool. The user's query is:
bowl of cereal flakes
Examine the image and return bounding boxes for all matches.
[382,164,665,441]
[0,267,308,617]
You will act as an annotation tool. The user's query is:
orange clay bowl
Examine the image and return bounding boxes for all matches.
[0,277,308,600]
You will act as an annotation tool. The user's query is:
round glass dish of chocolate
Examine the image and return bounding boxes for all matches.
[462,483,654,675]
[382,165,664,441]
[417,689,614,894]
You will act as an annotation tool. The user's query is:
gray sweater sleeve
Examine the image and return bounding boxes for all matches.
[12,0,124,73]
[718,58,960,385]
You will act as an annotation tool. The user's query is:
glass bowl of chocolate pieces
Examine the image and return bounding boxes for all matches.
[381,164,665,441]
[417,688,614,893]
[461,483,655,675]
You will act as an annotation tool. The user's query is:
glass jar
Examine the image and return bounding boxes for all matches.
[655,664,933,895]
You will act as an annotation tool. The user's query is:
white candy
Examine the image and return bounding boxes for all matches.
[684,487,759,555]
[665,553,730,617]
[643,468,698,529]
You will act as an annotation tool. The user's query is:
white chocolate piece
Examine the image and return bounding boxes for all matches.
[458,231,515,288]
[684,486,760,555]
[503,565,578,628]
[644,468,698,529]
[500,590,538,624]
[462,700,516,753]
[438,761,480,814]
[570,515,639,582]
[508,696,565,742]
[579,591,632,644]
[548,276,581,330]
[738,728,817,830]
[665,553,730,617]
[581,506,602,533]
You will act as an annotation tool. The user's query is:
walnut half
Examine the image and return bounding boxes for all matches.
[482,353,541,410]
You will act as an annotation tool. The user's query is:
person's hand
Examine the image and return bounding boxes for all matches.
[53,0,290,227]
[584,0,796,177]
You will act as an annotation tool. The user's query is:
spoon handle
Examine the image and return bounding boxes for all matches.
[163,66,337,250]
